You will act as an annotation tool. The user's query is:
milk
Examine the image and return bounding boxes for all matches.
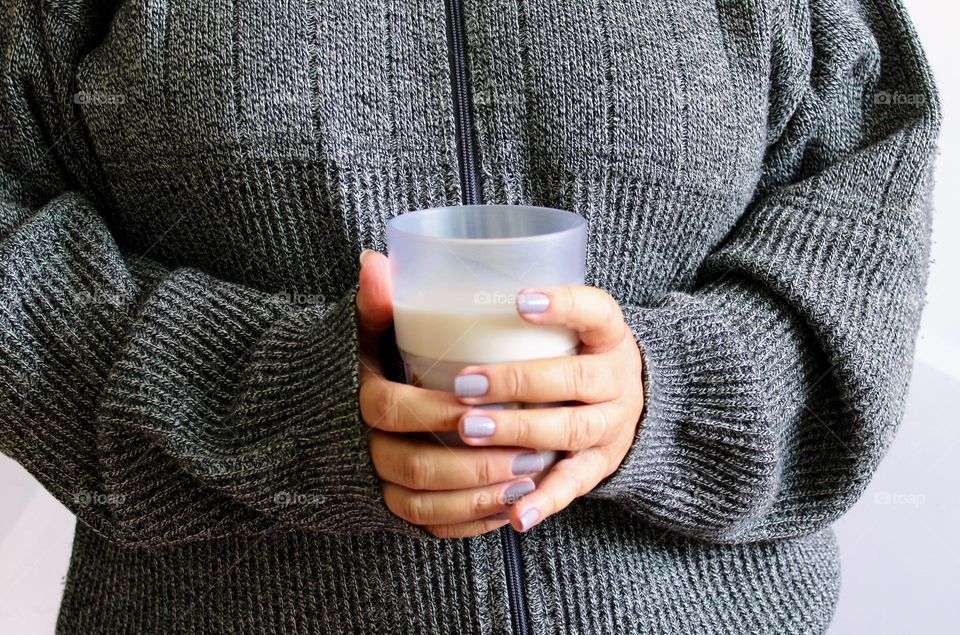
[394,302,577,458]
[393,302,579,382]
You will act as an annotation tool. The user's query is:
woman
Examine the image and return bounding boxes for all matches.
[0,0,940,632]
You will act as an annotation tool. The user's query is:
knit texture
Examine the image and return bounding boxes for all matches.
[0,0,939,633]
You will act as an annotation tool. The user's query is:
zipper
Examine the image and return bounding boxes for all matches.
[443,0,482,205]
[441,2,530,634]
[500,528,531,635]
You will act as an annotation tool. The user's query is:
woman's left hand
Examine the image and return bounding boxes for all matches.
[454,285,645,533]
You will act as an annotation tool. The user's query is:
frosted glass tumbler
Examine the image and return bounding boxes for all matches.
[386,204,587,460]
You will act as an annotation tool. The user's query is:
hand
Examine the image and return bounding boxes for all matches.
[356,250,547,538]
[452,285,645,533]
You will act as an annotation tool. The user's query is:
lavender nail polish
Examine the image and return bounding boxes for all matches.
[461,415,495,438]
[518,508,540,531]
[511,453,544,476]
[502,480,535,504]
[454,374,489,398]
[517,293,550,314]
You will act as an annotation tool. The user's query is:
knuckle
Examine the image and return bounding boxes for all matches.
[564,409,594,448]
[511,410,534,445]
[593,407,612,443]
[429,522,484,539]
[561,468,588,502]
[401,453,432,490]
[506,364,527,397]
[475,457,494,486]
[570,473,588,499]
[375,384,402,429]
[400,492,430,525]
[566,288,580,318]
[570,360,597,397]
[474,519,501,536]
[561,409,579,446]
[425,524,453,538]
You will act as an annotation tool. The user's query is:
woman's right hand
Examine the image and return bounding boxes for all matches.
[355,250,542,538]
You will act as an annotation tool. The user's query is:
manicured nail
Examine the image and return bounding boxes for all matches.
[461,415,495,438]
[359,249,375,265]
[502,480,535,504]
[511,453,544,476]
[455,374,489,398]
[518,508,540,531]
[517,292,550,314]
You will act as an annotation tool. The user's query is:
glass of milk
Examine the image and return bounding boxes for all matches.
[386,205,587,475]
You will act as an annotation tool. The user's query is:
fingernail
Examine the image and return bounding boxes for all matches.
[359,249,375,266]
[517,293,550,314]
[518,508,540,531]
[454,374,488,398]
[461,415,495,438]
[511,452,544,476]
[502,480,535,504]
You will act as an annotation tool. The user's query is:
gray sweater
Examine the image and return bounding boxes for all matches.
[0,0,940,633]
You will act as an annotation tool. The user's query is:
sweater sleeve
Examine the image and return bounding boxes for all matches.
[0,1,420,546]
[587,0,941,542]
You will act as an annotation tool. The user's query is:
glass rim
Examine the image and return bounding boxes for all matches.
[386,204,586,245]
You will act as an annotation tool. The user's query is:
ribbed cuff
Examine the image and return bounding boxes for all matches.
[99,270,424,539]
[587,284,803,541]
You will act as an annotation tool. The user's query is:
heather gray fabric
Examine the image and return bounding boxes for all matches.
[0,0,939,633]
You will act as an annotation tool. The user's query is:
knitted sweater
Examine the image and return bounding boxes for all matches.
[0,0,940,633]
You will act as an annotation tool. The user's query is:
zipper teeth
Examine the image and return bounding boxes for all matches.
[445,0,481,205]
[501,529,531,635]
[443,2,530,634]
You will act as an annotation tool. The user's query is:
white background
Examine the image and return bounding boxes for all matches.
[1,1,957,632]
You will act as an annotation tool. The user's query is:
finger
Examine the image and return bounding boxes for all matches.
[422,517,511,539]
[458,403,619,450]
[360,373,465,433]
[382,477,536,526]
[515,285,627,352]
[453,353,620,405]
[356,250,393,338]
[368,431,549,490]
[509,449,611,532]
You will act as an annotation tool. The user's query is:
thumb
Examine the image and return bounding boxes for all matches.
[356,249,393,338]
